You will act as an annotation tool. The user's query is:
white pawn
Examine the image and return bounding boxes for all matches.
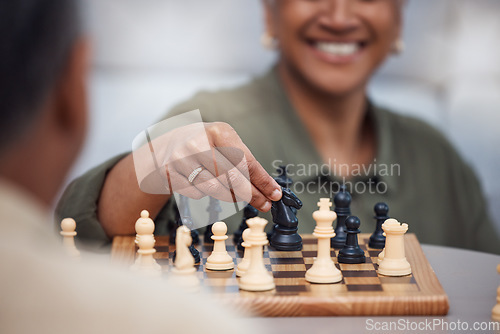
[134,210,155,245]
[206,222,234,271]
[492,264,500,322]
[130,210,161,275]
[170,226,200,292]
[60,218,80,258]
[306,198,342,284]
[239,217,275,292]
[378,218,411,277]
[236,229,251,277]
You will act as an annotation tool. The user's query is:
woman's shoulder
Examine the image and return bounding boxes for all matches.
[166,71,275,122]
[376,106,455,153]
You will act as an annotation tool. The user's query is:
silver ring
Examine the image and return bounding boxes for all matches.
[188,166,204,184]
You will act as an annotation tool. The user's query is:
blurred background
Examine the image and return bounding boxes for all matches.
[72,0,500,232]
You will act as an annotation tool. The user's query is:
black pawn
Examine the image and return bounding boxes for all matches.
[337,216,366,264]
[204,197,222,243]
[234,204,258,250]
[331,186,352,249]
[369,203,389,249]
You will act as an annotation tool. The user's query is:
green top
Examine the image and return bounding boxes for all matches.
[57,67,500,254]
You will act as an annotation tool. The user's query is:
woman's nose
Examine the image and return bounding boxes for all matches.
[317,0,360,32]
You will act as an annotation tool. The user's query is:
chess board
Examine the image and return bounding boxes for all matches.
[111,233,449,317]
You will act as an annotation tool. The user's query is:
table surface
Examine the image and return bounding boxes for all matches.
[260,245,500,333]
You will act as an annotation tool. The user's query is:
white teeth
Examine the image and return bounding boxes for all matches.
[316,42,359,56]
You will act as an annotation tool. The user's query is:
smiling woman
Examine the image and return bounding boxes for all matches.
[57,0,500,254]
[263,0,404,169]
[265,0,403,97]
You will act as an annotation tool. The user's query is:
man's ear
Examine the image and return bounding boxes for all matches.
[53,38,90,150]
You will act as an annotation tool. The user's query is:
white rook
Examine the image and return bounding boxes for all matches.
[378,218,411,277]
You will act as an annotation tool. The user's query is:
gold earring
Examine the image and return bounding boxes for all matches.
[392,38,405,55]
[261,31,277,50]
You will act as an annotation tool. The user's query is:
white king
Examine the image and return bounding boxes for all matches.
[306,198,342,284]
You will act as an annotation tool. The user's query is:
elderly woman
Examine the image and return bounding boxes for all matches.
[58,0,499,254]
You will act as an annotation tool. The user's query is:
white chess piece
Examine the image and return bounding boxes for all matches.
[378,218,412,277]
[306,198,342,284]
[60,218,80,258]
[377,231,387,264]
[134,210,155,244]
[236,228,251,277]
[239,217,275,292]
[377,248,384,264]
[377,219,400,264]
[492,264,500,322]
[130,210,161,276]
[206,222,234,271]
[170,225,200,292]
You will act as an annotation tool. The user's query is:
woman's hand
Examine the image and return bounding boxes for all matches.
[133,121,282,212]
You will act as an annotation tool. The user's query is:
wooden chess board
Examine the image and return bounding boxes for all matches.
[111,233,449,317]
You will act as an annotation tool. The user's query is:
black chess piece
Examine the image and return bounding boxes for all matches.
[234,203,258,250]
[369,202,389,249]
[176,195,200,245]
[275,165,293,188]
[269,165,296,240]
[337,216,366,264]
[269,187,303,251]
[331,185,352,249]
[168,207,178,244]
[204,197,222,243]
[190,229,200,245]
[172,195,200,263]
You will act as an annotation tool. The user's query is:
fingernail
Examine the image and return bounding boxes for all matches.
[270,188,282,201]
[260,201,271,212]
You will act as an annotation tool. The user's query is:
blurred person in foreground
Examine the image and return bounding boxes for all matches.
[0,1,261,333]
[58,0,499,254]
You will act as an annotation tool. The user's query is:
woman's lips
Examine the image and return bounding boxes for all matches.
[309,40,366,64]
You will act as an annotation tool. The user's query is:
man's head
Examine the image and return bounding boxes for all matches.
[0,0,88,206]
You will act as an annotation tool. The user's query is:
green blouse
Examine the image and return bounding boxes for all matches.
[56,67,500,254]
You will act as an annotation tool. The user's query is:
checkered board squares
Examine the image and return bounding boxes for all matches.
[154,236,419,295]
[113,233,448,316]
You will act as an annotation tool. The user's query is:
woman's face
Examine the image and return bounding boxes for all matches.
[265,0,403,96]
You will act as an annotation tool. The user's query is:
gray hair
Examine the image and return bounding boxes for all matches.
[0,0,82,154]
